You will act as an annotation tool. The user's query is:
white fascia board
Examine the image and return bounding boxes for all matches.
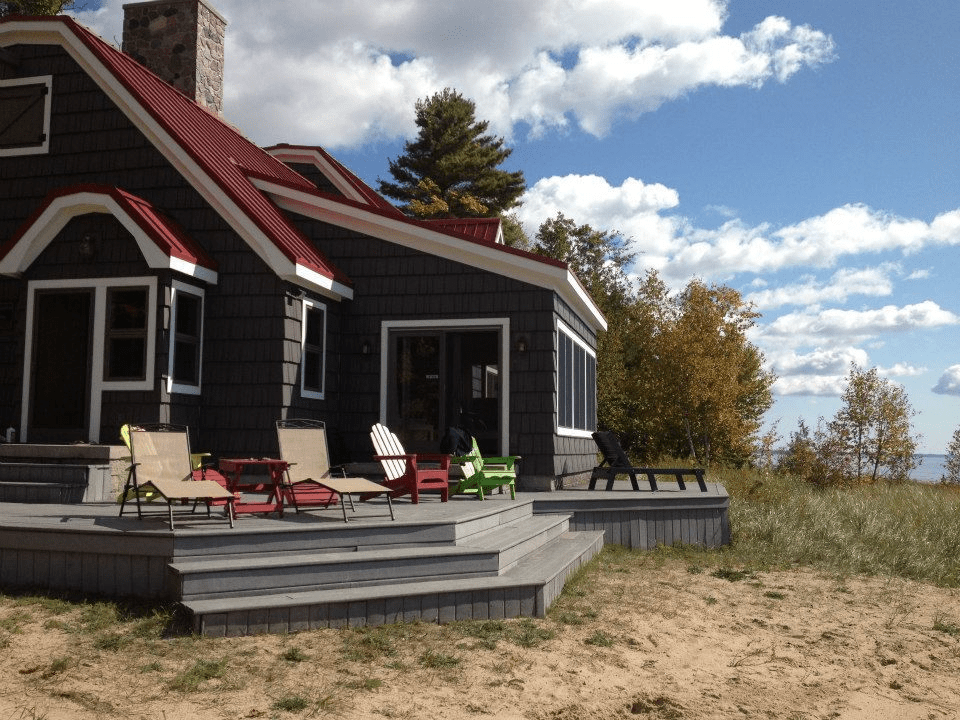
[0,190,218,283]
[290,264,353,301]
[253,178,608,332]
[5,25,334,297]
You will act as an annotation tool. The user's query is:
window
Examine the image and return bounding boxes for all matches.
[301,298,326,399]
[104,287,148,381]
[167,282,203,393]
[557,322,597,434]
[0,76,52,156]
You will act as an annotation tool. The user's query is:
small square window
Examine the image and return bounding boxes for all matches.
[0,76,52,156]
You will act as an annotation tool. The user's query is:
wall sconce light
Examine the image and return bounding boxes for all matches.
[515,336,529,353]
[78,234,96,261]
[361,340,372,355]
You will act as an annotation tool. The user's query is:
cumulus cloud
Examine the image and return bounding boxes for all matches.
[758,301,960,349]
[663,205,960,283]
[770,347,868,377]
[517,174,683,264]
[933,365,960,396]
[745,264,898,310]
[69,0,834,148]
[773,374,847,397]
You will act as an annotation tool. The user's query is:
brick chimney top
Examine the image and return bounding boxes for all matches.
[122,0,227,114]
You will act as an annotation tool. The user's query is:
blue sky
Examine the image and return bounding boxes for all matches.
[72,1,960,452]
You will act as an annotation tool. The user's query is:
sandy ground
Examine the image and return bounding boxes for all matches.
[1,554,959,720]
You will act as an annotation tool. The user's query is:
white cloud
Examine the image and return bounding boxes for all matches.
[933,365,960,396]
[746,264,898,310]
[759,301,960,348]
[662,205,960,283]
[69,0,834,148]
[773,374,846,397]
[879,363,927,377]
[770,347,868,377]
[517,174,682,264]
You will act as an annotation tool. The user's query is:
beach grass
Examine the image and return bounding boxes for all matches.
[706,466,960,587]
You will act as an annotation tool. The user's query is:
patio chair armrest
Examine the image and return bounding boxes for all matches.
[415,453,450,469]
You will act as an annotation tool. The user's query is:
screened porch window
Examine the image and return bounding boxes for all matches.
[0,76,52,156]
[557,323,597,434]
[301,298,326,399]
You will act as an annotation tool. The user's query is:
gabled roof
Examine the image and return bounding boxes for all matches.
[0,185,218,284]
[0,15,352,299]
[0,15,605,330]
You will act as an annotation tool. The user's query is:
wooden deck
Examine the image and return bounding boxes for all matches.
[0,483,728,635]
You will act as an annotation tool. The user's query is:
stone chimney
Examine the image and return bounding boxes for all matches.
[122,0,227,114]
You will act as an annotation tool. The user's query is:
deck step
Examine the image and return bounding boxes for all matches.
[184,529,605,636]
[170,499,536,558]
[170,514,569,600]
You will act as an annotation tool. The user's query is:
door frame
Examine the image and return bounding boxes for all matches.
[379,318,510,455]
[21,277,158,443]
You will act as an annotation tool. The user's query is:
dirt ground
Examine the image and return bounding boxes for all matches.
[1,553,959,720]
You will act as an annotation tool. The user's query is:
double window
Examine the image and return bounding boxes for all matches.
[557,322,596,434]
[0,76,52,156]
[300,298,326,399]
[167,281,204,394]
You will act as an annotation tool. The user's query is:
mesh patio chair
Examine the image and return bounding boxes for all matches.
[119,424,236,530]
[276,419,395,522]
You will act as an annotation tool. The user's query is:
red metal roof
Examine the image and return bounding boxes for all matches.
[10,15,350,288]
[424,217,503,244]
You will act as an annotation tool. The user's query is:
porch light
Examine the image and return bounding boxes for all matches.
[515,336,529,353]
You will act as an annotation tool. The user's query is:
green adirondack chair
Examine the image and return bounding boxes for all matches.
[451,438,518,500]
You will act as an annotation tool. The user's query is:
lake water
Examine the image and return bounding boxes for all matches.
[912,454,949,483]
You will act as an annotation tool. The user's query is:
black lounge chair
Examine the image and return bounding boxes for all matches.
[589,431,708,492]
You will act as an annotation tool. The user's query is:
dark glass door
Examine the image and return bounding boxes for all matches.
[387,329,500,454]
[28,290,93,442]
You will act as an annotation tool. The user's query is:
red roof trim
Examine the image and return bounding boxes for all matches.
[0,184,217,272]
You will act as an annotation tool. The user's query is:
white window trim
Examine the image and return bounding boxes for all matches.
[300,297,327,400]
[556,319,597,438]
[0,75,53,157]
[20,277,157,443]
[166,280,204,395]
[379,318,510,455]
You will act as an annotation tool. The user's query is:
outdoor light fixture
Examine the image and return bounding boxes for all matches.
[78,234,96,261]
[516,336,529,353]
[361,340,372,355]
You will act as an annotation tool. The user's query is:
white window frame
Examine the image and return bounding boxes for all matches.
[300,297,327,400]
[20,277,157,443]
[166,280,204,395]
[556,319,597,438]
[0,75,53,157]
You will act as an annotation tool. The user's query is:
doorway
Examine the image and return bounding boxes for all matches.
[28,290,93,442]
[386,327,503,455]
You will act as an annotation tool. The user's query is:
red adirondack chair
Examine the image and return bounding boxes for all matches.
[370,423,450,503]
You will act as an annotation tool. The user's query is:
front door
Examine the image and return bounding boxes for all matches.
[28,290,93,442]
[387,329,501,454]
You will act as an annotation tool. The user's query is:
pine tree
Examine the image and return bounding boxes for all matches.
[378,89,526,220]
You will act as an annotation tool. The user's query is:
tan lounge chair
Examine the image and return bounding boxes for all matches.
[276,419,395,522]
[119,424,235,530]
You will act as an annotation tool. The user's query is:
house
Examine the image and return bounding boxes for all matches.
[0,0,605,491]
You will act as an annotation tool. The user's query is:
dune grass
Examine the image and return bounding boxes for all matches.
[709,466,960,587]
